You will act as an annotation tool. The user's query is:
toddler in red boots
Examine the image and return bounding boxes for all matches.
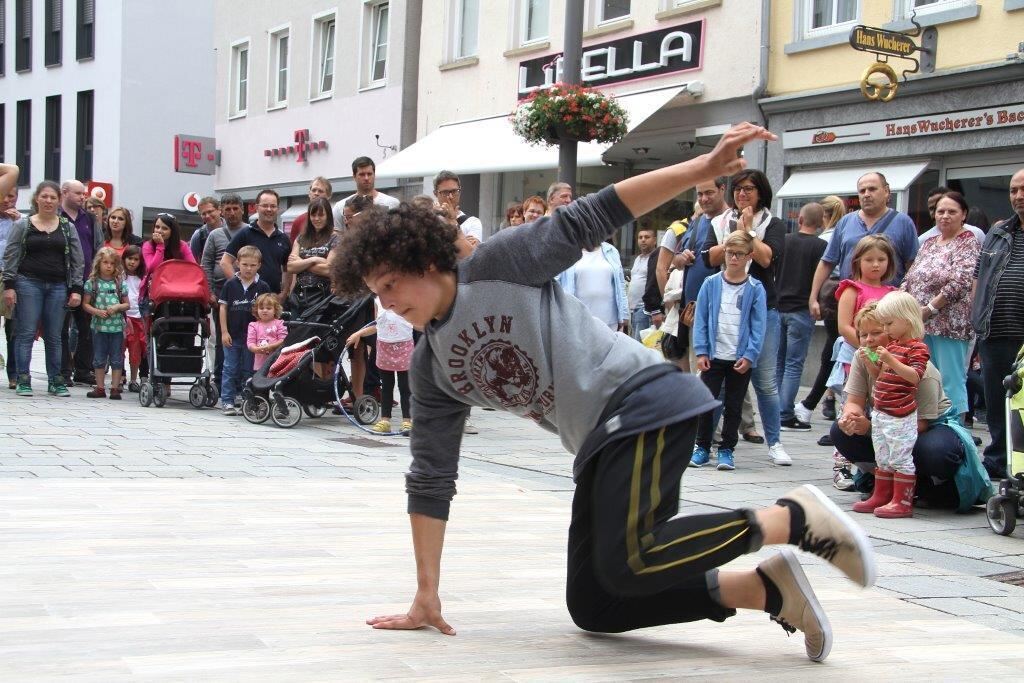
[853,292,929,519]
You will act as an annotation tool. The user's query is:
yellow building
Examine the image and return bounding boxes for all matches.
[761,0,1024,231]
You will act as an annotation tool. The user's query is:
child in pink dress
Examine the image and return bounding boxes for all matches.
[247,293,288,371]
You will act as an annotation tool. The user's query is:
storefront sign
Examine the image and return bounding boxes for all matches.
[264,129,328,163]
[517,21,704,98]
[849,26,916,58]
[86,181,114,208]
[174,134,216,175]
[784,103,1024,149]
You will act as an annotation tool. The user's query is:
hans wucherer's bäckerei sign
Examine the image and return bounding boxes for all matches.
[517,21,704,98]
[784,103,1024,149]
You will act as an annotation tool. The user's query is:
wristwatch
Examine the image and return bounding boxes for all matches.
[927,302,940,316]
[747,230,757,238]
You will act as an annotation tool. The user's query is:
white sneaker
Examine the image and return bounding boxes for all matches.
[794,402,812,424]
[463,421,478,435]
[769,443,793,466]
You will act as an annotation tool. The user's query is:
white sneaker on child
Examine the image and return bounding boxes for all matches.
[794,402,813,424]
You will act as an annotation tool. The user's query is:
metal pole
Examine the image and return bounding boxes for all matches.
[558,0,584,186]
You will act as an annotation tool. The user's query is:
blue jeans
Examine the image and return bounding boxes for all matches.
[92,330,125,370]
[14,277,68,383]
[751,308,782,447]
[630,307,652,342]
[776,310,815,421]
[220,341,253,407]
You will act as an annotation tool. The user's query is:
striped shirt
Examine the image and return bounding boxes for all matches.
[874,339,930,417]
[714,277,746,361]
[981,224,1024,340]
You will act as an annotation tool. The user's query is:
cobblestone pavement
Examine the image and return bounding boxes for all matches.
[2,347,1024,678]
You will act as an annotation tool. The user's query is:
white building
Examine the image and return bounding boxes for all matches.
[0,0,216,234]
[213,0,419,226]
[378,0,767,244]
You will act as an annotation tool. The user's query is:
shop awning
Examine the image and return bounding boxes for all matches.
[776,162,929,198]
[374,85,692,179]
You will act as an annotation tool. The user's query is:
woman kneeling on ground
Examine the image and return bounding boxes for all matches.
[832,303,991,511]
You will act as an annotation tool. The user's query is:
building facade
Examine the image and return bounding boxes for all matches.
[763,0,1024,232]
[0,0,216,233]
[377,0,768,247]
[213,0,420,227]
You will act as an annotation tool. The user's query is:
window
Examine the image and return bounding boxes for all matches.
[76,90,93,181]
[598,0,631,23]
[370,2,389,83]
[45,96,61,180]
[229,40,249,117]
[454,0,479,59]
[809,0,856,30]
[312,14,336,97]
[787,0,860,52]
[15,0,31,72]
[888,0,978,28]
[16,100,31,187]
[0,1,6,76]
[45,0,62,66]
[268,27,289,108]
[76,0,94,60]
[519,0,549,45]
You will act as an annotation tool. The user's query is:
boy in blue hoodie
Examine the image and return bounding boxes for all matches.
[692,231,767,470]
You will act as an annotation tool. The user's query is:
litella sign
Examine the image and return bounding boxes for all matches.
[517,21,704,98]
[173,135,216,175]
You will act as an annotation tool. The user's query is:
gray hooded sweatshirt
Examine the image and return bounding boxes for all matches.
[407,186,717,520]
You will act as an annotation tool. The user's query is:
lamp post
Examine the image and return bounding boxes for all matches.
[558,0,584,186]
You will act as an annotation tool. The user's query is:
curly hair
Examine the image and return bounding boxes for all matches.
[332,203,459,296]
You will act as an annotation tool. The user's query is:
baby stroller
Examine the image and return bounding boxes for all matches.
[987,344,1024,535]
[138,260,218,409]
[239,294,380,428]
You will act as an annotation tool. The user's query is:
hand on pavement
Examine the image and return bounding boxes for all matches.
[366,591,455,636]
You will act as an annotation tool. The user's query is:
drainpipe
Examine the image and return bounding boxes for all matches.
[400,0,422,152]
[753,0,771,171]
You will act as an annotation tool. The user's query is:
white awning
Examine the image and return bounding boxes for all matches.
[374,85,691,179]
[776,162,929,198]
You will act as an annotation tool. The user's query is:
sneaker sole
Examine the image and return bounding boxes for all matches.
[777,548,833,663]
[689,460,707,468]
[780,425,812,432]
[799,484,877,588]
[716,463,735,471]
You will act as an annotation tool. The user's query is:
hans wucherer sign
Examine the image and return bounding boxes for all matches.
[784,103,1024,149]
[517,21,704,98]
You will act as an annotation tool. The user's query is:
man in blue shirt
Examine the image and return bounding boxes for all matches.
[220,189,293,300]
[809,172,918,317]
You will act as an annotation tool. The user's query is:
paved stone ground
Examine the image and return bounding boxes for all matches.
[3,346,1024,678]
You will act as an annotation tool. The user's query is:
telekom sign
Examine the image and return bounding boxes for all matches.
[264,129,328,163]
[173,134,216,175]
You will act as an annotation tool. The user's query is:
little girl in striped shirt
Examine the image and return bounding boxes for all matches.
[853,291,929,519]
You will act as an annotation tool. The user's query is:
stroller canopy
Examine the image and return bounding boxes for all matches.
[148,260,210,307]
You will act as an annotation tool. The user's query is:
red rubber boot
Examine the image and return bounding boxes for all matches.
[874,472,916,519]
[852,469,893,513]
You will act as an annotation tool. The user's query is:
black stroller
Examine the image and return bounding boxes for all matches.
[138,260,218,409]
[239,294,380,428]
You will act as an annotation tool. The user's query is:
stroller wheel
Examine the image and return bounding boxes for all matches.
[354,395,381,425]
[153,382,168,408]
[271,396,302,428]
[242,396,271,425]
[304,404,328,419]
[987,496,1017,536]
[189,383,208,408]
[204,383,220,407]
[139,382,154,407]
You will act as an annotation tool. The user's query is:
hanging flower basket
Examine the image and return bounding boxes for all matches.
[510,83,629,147]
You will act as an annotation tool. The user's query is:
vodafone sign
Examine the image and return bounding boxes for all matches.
[182,192,202,212]
[784,103,1024,149]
